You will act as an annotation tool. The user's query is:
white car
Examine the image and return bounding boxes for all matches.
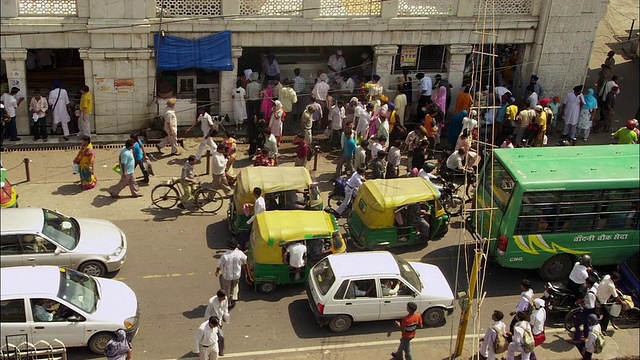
[0,208,127,277]
[0,266,139,354]
[306,251,455,332]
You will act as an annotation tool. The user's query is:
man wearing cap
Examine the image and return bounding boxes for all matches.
[194,316,220,360]
[216,238,247,308]
[204,290,229,357]
[521,75,543,101]
[48,80,70,141]
[327,49,347,82]
[561,85,585,140]
[1,87,23,142]
[581,314,602,360]
[572,277,598,344]
[157,98,180,155]
[29,89,48,142]
[246,72,262,125]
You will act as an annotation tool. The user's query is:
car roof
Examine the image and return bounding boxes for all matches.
[1,266,61,297]
[0,208,44,233]
[327,251,400,277]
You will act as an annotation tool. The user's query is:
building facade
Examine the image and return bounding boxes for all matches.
[1,0,608,135]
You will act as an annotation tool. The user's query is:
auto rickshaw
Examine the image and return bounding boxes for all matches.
[1,167,18,208]
[227,167,323,234]
[246,210,346,293]
[347,177,449,249]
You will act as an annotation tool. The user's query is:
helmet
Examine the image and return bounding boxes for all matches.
[626,119,636,130]
[422,161,436,174]
[580,254,592,266]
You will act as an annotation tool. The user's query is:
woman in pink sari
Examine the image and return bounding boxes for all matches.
[260,81,273,123]
[433,85,447,114]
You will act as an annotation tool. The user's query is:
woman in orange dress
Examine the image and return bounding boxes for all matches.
[454,85,473,114]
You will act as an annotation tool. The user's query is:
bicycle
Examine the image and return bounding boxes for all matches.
[151,179,224,213]
[564,302,640,332]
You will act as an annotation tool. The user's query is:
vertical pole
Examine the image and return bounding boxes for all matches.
[205,150,211,175]
[454,249,482,357]
[23,157,31,182]
[629,19,636,41]
[313,145,320,171]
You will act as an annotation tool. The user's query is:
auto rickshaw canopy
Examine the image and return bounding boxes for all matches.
[251,210,339,264]
[353,178,440,229]
[233,167,314,208]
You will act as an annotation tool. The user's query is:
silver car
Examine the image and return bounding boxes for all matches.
[0,208,127,276]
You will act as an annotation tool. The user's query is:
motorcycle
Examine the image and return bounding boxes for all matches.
[437,179,465,217]
[543,270,602,315]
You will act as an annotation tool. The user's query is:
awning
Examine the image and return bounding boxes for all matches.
[153,31,233,71]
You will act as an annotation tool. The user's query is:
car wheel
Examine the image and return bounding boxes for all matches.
[79,261,107,277]
[328,314,352,333]
[88,332,115,354]
[538,254,573,282]
[258,282,276,294]
[423,308,446,327]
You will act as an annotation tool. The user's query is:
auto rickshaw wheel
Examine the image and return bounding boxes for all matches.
[258,282,276,293]
[328,314,353,333]
[423,308,446,327]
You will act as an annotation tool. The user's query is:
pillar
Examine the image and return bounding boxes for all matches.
[381,0,399,18]
[373,45,398,94]
[0,0,19,18]
[447,44,472,111]
[303,0,320,19]
[220,47,243,117]
[222,0,240,16]
[1,49,29,135]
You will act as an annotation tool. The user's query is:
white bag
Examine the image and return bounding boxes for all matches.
[609,303,622,317]
[72,163,79,174]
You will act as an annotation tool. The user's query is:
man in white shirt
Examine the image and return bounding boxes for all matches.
[48,80,71,141]
[480,310,507,360]
[583,314,602,360]
[338,73,356,96]
[355,103,374,141]
[446,148,469,172]
[29,89,48,142]
[327,49,347,81]
[336,167,366,217]
[572,277,597,343]
[507,312,532,360]
[204,290,229,356]
[262,54,280,81]
[158,98,180,155]
[416,73,432,120]
[568,255,592,296]
[386,141,402,179]
[284,242,307,280]
[215,238,247,308]
[328,100,346,149]
[509,279,533,336]
[188,108,218,161]
[354,140,368,171]
[211,145,233,196]
[525,85,539,108]
[246,187,266,225]
[418,162,443,197]
[529,298,546,359]
[292,68,307,120]
[596,271,622,332]
[194,316,220,360]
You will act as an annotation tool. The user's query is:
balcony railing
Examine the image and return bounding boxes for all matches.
[474,0,532,15]
[19,0,77,16]
[398,0,458,16]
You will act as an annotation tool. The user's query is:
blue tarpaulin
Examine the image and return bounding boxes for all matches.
[154,31,233,71]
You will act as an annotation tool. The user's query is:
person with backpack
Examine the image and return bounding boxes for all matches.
[506,311,534,360]
[479,310,508,360]
[571,276,598,344]
[509,279,534,338]
[582,313,605,359]
[529,299,547,360]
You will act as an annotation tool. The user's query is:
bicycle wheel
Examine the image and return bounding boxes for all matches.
[195,188,224,213]
[466,182,476,199]
[564,308,580,332]
[151,184,180,209]
[443,194,464,217]
[613,307,640,329]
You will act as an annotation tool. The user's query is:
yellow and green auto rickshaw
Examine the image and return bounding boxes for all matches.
[227,167,323,235]
[347,177,449,249]
[246,210,346,293]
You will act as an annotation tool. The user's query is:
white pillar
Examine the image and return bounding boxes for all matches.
[381,0,399,18]
[1,49,28,135]
[303,0,320,19]
[1,0,19,17]
[220,47,243,117]
[373,45,398,95]
[222,0,240,16]
[447,44,472,111]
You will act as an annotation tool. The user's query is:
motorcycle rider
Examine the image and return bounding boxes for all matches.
[571,276,598,343]
[567,255,592,297]
[417,161,443,197]
[335,167,366,217]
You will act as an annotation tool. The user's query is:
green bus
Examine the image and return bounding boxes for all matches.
[474,145,639,281]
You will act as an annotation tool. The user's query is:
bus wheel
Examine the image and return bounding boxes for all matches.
[539,254,573,281]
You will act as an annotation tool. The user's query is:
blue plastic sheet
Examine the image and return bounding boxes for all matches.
[153,31,233,71]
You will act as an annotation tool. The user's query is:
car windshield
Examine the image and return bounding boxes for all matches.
[393,255,423,292]
[312,258,335,296]
[58,268,98,314]
[41,209,80,250]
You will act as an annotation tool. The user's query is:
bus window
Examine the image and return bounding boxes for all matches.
[481,158,515,211]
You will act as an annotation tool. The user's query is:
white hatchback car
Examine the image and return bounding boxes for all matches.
[0,208,127,277]
[0,266,140,354]
[307,251,455,332]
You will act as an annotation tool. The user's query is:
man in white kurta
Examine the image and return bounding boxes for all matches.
[48,82,71,140]
[561,85,585,140]
[157,98,179,155]
[188,108,217,161]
